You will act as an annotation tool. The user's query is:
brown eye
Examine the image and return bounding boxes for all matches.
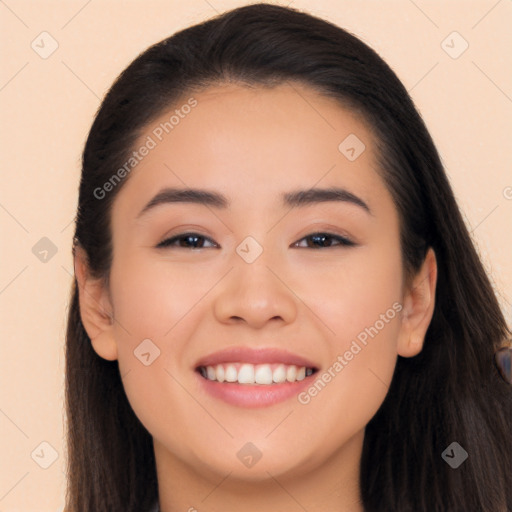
[294,232,356,249]
[157,233,217,249]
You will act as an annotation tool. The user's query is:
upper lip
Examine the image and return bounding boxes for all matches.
[195,347,319,369]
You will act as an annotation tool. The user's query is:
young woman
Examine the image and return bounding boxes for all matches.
[64,3,512,511]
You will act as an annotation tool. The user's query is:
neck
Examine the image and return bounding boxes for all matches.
[153,430,365,512]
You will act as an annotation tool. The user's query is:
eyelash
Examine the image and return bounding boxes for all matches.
[156,232,356,250]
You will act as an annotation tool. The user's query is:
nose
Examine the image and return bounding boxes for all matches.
[213,249,298,329]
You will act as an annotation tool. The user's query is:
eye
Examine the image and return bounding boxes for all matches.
[156,231,356,250]
[156,232,217,249]
[293,232,356,249]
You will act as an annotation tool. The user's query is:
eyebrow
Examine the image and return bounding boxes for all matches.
[137,186,372,218]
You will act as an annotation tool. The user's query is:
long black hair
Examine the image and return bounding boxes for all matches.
[65,3,512,511]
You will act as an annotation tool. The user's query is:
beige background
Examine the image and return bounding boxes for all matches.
[0,1,511,510]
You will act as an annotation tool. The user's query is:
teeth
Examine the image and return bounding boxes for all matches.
[200,363,315,385]
[255,364,273,384]
[238,364,255,384]
[206,366,216,380]
[272,364,287,383]
[216,364,225,383]
[286,365,297,382]
[225,364,237,382]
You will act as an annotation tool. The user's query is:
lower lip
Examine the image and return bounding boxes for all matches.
[196,372,315,408]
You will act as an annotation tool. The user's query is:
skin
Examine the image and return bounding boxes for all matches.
[76,82,437,511]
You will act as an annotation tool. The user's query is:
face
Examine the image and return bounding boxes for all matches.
[93,82,411,483]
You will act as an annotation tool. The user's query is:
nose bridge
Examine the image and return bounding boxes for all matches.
[233,232,281,298]
[233,227,291,288]
[212,232,297,327]
[235,232,272,266]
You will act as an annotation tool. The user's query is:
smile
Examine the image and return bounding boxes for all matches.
[198,363,316,384]
[194,347,319,408]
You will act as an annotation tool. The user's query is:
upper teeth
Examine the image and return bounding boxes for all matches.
[199,363,314,385]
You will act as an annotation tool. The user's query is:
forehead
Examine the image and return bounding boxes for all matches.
[114,82,386,215]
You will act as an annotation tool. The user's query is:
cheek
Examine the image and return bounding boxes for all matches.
[108,253,212,338]
[106,254,220,403]
[106,255,212,450]
[299,242,404,353]
[290,244,403,436]
[290,288,402,470]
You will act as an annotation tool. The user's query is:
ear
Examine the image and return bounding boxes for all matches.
[74,246,118,361]
[397,248,437,358]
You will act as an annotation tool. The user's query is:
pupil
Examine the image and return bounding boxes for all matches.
[185,235,200,247]
[312,234,328,247]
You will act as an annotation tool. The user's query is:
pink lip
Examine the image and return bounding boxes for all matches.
[196,373,316,408]
[194,347,319,408]
[194,347,318,369]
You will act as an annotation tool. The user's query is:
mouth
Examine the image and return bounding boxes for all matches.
[194,348,319,408]
[196,362,317,384]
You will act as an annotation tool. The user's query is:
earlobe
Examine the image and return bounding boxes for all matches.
[74,246,118,361]
[397,248,438,358]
